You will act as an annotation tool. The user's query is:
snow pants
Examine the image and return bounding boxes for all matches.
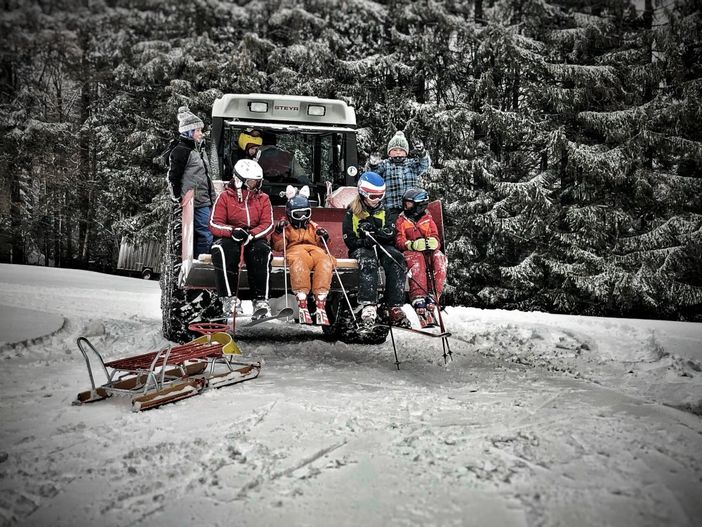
[404,249,447,302]
[211,237,271,300]
[352,244,406,307]
[286,245,336,296]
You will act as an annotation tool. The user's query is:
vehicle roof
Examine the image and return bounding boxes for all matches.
[212,94,356,127]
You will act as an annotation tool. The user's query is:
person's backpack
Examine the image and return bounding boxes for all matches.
[156,136,180,168]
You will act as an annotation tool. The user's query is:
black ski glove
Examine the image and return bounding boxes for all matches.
[231,227,249,242]
[376,226,394,243]
[357,221,374,238]
[274,219,288,234]
[316,227,329,241]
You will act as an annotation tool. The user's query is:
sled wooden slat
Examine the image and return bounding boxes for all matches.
[105,342,222,370]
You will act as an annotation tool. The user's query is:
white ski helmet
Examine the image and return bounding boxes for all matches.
[232,159,263,189]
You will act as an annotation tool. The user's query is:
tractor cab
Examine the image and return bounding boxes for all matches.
[210,94,360,205]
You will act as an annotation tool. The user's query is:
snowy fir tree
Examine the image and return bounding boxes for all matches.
[0,0,699,319]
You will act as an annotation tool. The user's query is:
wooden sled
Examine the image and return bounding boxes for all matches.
[73,332,260,412]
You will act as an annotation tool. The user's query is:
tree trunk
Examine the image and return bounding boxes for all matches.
[78,29,92,264]
[474,0,483,25]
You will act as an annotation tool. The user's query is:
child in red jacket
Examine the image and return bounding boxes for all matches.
[394,188,447,327]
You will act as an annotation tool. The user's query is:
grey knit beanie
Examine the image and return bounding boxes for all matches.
[177,105,204,133]
[387,131,409,155]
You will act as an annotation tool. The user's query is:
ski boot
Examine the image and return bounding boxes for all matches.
[251,299,271,320]
[424,297,438,327]
[296,292,314,324]
[388,306,412,329]
[411,298,429,328]
[359,304,377,329]
[315,294,329,326]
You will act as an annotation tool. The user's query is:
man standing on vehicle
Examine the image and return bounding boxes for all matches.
[209,159,274,319]
[167,106,215,258]
[368,131,430,224]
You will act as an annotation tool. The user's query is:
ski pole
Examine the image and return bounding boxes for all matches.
[424,250,452,361]
[282,225,289,310]
[231,243,245,336]
[363,230,434,300]
[321,236,357,324]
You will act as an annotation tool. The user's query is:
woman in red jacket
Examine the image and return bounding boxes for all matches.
[209,159,274,319]
[395,188,447,328]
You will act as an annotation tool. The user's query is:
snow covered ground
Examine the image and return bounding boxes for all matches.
[0,263,701,526]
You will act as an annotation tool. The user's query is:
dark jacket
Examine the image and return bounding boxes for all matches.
[167,136,215,208]
[342,206,395,254]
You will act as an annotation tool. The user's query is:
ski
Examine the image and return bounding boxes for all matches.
[375,324,451,338]
[242,307,295,327]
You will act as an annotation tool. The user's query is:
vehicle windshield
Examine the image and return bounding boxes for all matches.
[222,126,353,204]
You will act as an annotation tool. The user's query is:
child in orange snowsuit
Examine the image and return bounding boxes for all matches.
[271,186,336,325]
[395,188,447,327]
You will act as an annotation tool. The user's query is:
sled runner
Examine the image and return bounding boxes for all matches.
[73,332,260,412]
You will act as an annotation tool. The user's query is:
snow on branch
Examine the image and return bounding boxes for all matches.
[545,63,618,85]
[577,106,649,142]
[499,253,542,288]
[617,215,702,253]
[565,141,631,184]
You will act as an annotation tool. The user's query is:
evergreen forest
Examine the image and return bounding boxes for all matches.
[1,0,701,320]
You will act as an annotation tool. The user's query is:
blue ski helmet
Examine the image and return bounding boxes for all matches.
[286,194,312,228]
[357,171,386,203]
[402,187,429,220]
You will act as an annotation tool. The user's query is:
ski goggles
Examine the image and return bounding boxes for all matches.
[290,208,311,221]
[245,178,262,190]
[360,192,385,203]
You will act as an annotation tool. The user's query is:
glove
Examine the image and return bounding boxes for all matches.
[379,226,394,238]
[368,152,382,167]
[410,139,425,157]
[407,239,427,251]
[274,219,288,234]
[377,226,394,243]
[316,227,329,241]
[357,221,374,237]
[426,237,439,250]
[231,227,249,242]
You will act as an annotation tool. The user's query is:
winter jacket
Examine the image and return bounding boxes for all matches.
[271,221,325,252]
[342,207,395,254]
[369,153,431,210]
[167,136,215,208]
[209,186,274,242]
[395,212,441,252]
[271,222,336,295]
